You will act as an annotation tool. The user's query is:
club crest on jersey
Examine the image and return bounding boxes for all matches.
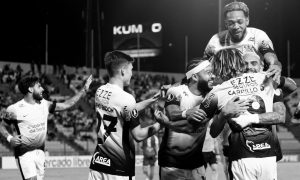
[166,94,175,102]
[246,140,271,152]
[130,109,139,119]
[92,152,111,166]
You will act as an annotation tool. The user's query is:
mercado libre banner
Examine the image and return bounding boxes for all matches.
[0,154,297,169]
[0,155,150,169]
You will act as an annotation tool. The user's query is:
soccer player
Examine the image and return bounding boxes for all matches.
[157,58,214,180]
[201,48,286,180]
[88,51,164,180]
[204,1,282,83]
[0,74,93,180]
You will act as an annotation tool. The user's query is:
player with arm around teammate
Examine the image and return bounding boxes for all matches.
[202,48,286,180]
[88,51,165,180]
[0,74,93,180]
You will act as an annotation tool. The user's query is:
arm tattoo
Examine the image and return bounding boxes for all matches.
[55,90,85,111]
[258,102,286,125]
[264,52,281,67]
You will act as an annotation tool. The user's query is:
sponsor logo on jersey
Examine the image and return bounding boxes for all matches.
[96,103,114,113]
[246,140,271,152]
[92,152,111,166]
[166,93,175,102]
[130,109,138,119]
[248,37,255,42]
[203,93,215,108]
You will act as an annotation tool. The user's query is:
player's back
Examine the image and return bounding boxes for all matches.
[90,83,136,176]
[201,72,277,161]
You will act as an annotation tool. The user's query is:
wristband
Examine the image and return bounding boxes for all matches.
[182,110,187,118]
[7,135,13,143]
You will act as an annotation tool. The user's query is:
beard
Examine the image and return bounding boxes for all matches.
[33,92,43,101]
[246,68,258,73]
[197,80,212,94]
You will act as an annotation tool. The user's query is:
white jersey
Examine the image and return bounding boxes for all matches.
[204,27,274,57]
[90,83,138,176]
[201,72,277,160]
[7,99,49,155]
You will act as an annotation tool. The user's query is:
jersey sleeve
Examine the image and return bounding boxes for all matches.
[4,105,17,124]
[164,87,181,107]
[199,92,219,119]
[203,34,219,58]
[256,30,274,55]
[123,95,140,129]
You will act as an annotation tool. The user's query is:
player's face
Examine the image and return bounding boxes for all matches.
[31,82,44,101]
[225,10,249,42]
[196,65,215,92]
[123,63,133,86]
[244,56,263,73]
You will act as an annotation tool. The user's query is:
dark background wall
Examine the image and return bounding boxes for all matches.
[0,0,299,76]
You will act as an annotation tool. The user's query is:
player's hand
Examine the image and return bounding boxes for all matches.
[153,84,172,100]
[266,64,281,84]
[221,96,249,119]
[229,114,259,130]
[83,75,93,92]
[186,108,207,124]
[9,135,23,148]
[154,110,169,125]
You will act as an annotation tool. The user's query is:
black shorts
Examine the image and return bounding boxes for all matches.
[203,151,217,166]
[143,156,156,166]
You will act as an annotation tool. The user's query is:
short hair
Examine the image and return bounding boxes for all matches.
[104,51,134,77]
[224,1,249,18]
[18,76,40,95]
[211,48,246,81]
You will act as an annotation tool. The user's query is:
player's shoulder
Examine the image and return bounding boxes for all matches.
[166,84,186,97]
[247,27,267,36]
[6,99,24,112]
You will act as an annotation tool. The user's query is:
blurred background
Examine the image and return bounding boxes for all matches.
[1,0,300,179]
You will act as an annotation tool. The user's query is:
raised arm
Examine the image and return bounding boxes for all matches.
[50,75,93,112]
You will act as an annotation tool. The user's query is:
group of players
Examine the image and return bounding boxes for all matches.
[0,1,298,180]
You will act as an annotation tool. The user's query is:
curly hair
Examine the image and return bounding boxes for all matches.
[18,76,39,95]
[211,48,246,81]
[224,1,249,18]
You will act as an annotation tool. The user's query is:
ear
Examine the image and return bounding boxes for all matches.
[246,17,249,26]
[191,74,198,82]
[28,87,33,93]
[120,69,125,76]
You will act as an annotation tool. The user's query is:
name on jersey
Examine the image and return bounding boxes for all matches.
[246,140,271,152]
[96,103,114,113]
[96,89,112,101]
[92,152,111,166]
[228,76,260,96]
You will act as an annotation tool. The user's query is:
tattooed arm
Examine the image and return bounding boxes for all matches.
[256,101,286,125]
[49,75,93,112]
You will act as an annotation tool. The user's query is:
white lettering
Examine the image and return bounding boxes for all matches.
[151,23,162,33]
